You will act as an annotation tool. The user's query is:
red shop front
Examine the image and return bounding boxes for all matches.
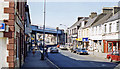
[103,40,120,53]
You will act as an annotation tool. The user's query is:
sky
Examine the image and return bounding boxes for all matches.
[28,2,118,29]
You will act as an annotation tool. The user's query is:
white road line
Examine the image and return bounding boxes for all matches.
[45,57,60,69]
[101,64,106,67]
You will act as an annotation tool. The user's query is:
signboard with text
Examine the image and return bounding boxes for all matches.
[0,23,5,31]
[82,38,89,42]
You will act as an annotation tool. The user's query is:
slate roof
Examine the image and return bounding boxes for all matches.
[70,17,89,28]
[105,11,120,22]
[92,13,112,26]
[84,16,97,28]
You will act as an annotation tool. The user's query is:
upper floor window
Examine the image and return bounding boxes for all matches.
[109,23,112,33]
[99,25,101,34]
[116,21,119,31]
[104,24,107,33]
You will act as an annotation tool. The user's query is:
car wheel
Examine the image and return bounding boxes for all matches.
[109,57,112,62]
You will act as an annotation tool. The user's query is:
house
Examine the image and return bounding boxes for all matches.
[68,17,88,48]
[90,7,120,53]
[81,12,97,49]
[102,10,120,53]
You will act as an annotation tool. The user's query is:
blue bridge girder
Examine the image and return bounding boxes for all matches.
[31,25,62,35]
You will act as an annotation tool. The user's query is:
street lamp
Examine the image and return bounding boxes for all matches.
[41,0,46,60]
[60,24,67,45]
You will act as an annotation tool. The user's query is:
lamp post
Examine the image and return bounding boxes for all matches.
[60,24,67,45]
[41,0,46,60]
[56,27,59,45]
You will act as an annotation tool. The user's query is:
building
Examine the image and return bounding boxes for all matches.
[25,5,32,55]
[0,0,9,68]
[90,7,120,53]
[77,17,89,49]
[81,12,97,49]
[102,10,120,53]
[68,17,89,49]
[0,0,30,68]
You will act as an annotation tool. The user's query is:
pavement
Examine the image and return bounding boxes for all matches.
[88,51,108,59]
[21,51,57,69]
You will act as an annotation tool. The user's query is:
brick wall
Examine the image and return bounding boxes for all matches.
[4,0,15,67]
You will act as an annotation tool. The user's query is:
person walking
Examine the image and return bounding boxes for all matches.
[45,45,48,57]
[32,48,36,56]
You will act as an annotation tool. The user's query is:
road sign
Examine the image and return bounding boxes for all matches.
[0,23,5,31]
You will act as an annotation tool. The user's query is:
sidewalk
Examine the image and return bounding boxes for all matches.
[21,51,56,69]
[88,51,108,59]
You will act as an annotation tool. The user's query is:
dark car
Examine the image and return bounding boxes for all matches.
[76,48,88,55]
[107,51,120,62]
[50,47,59,53]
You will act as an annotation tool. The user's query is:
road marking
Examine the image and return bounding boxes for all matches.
[89,62,94,63]
[45,57,60,69]
[101,64,106,67]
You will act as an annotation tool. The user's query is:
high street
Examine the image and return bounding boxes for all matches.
[47,48,118,69]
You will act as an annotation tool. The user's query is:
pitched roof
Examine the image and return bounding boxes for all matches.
[84,16,97,28]
[70,17,89,28]
[92,13,112,26]
[105,11,120,22]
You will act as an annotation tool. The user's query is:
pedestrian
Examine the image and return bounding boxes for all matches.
[32,48,35,56]
[45,45,48,57]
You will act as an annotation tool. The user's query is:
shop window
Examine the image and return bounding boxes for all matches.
[108,43,112,52]
[113,42,118,51]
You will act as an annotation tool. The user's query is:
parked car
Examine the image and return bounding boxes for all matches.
[76,48,88,55]
[50,47,59,53]
[71,48,78,53]
[59,45,67,50]
[107,51,120,62]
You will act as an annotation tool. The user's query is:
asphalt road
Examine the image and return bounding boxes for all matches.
[47,48,119,69]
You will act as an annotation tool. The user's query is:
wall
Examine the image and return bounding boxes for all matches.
[0,38,8,68]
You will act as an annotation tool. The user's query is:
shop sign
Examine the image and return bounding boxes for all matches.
[82,38,89,42]
[0,23,5,31]
[76,38,82,41]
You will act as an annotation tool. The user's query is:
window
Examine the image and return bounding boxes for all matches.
[109,23,112,32]
[104,24,107,33]
[99,25,101,34]
[116,21,119,31]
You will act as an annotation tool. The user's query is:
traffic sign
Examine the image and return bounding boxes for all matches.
[0,23,5,31]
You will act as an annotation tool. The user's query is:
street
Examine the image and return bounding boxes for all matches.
[47,48,118,69]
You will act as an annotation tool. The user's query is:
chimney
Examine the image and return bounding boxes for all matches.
[103,7,120,15]
[89,12,97,19]
[102,7,113,14]
[78,17,83,21]
[113,6,120,15]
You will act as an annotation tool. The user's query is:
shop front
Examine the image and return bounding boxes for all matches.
[76,38,82,48]
[82,38,89,49]
[103,40,120,53]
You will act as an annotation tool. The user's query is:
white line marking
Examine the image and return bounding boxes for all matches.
[45,57,60,69]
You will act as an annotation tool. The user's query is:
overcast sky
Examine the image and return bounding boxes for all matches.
[28,2,118,29]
